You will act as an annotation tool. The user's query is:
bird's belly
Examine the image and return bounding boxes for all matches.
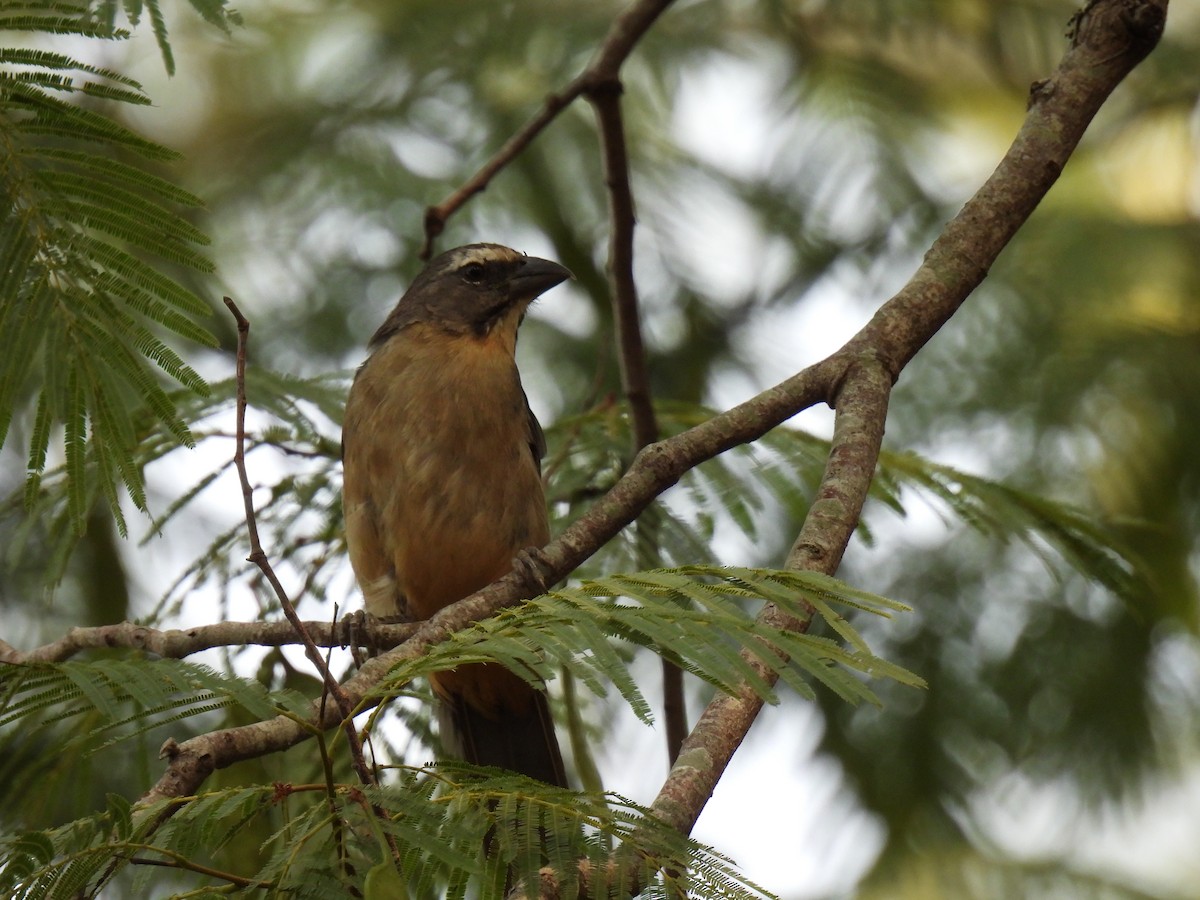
[392,453,547,618]
[343,327,549,620]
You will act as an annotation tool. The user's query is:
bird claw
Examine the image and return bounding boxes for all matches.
[512,547,552,595]
[340,609,376,666]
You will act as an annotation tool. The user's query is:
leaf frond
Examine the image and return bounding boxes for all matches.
[373,566,923,717]
[1,32,217,533]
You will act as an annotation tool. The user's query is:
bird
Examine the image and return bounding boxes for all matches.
[342,242,571,787]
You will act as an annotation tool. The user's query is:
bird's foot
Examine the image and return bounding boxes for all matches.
[340,608,377,666]
[512,547,553,596]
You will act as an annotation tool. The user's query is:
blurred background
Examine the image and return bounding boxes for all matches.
[2,0,1199,897]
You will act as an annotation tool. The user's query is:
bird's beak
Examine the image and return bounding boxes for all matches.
[508,256,572,302]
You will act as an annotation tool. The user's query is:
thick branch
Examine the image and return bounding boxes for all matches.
[649,0,1168,854]
[524,362,890,900]
[525,0,1168,895]
[643,359,890,840]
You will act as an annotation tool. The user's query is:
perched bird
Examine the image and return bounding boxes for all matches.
[342,243,571,787]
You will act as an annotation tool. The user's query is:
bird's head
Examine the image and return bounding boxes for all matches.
[370,243,572,348]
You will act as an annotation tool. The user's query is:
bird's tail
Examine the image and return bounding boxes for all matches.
[435,665,567,788]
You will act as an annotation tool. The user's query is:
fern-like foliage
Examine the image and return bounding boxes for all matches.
[0,568,918,758]
[869,449,1158,607]
[2,367,347,594]
[370,566,923,720]
[547,401,1158,606]
[0,564,914,897]
[89,0,243,76]
[0,768,778,899]
[0,657,312,757]
[0,2,220,537]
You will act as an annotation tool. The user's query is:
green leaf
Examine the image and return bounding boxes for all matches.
[1,17,219,545]
[372,566,921,717]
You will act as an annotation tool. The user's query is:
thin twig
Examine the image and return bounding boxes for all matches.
[575,0,685,772]
[419,0,677,258]
[222,298,376,788]
[420,89,577,258]
[128,854,272,889]
[587,76,686,762]
[223,299,404,870]
[587,89,658,452]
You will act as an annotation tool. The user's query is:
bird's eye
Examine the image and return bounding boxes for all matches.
[462,262,486,283]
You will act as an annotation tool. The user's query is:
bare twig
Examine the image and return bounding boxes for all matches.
[587,69,686,762]
[128,854,272,889]
[419,0,677,258]
[587,90,658,452]
[222,298,376,790]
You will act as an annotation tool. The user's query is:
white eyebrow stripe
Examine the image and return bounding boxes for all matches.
[455,245,521,269]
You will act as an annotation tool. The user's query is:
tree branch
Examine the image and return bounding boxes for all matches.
[586,77,659,454]
[641,359,890,840]
[138,1,1167,893]
[647,0,1167,863]
[524,0,1169,895]
[0,618,418,664]
[654,0,1166,865]
[520,363,890,900]
[141,357,836,806]
[223,298,379,797]
[585,15,685,763]
[220,302,408,877]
